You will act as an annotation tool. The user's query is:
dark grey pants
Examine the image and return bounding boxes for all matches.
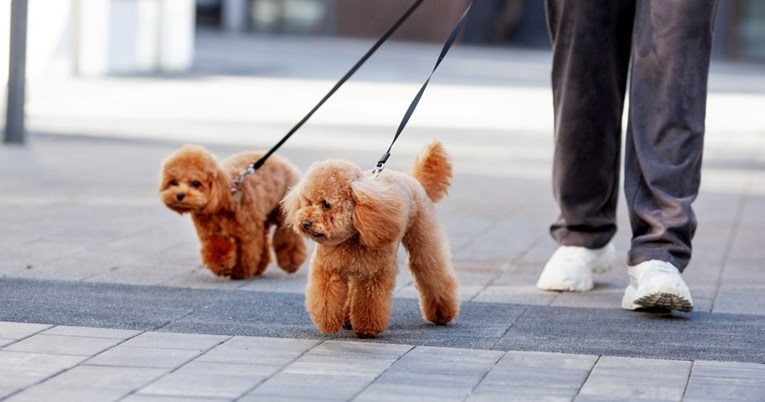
[545,0,719,270]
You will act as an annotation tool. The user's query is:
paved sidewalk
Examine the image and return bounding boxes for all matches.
[2,31,765,400]
[3,321,764,402]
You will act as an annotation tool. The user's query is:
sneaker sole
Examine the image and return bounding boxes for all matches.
[634,292,693,312]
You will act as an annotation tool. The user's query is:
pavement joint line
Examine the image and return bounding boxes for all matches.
[346,343,416,402]
[114,333,233,401]
[488,306,529,351]
[0,324,52,350]
[0,367,62,402]
[464,348,507,401]
[710,190,747,312]
[574,355,602,401]
[234,338,327,400]
[681,360,697,401]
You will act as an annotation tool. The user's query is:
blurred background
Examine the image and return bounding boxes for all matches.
[1,0,764,82]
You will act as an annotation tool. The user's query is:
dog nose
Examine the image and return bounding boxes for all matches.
[302,220,312,230]
[176,192,185,201]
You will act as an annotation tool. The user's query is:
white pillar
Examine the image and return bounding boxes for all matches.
[76,0,111,76]
[159,0,195,72]
[1,1,11,84]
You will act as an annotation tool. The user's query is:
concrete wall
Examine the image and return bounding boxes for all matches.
[1,0,195,83]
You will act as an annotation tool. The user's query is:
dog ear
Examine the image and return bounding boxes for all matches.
[280,183,302,228]
[204,167,232,213]
[351,179,406,248]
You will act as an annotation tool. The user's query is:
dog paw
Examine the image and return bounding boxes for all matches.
[229,267,258,280]
[354,330,379,339]
[423,300,459,325]
[275,245,307,273]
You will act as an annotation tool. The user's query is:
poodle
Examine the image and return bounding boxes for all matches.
[159,145,307,279]
[282,140,460,338]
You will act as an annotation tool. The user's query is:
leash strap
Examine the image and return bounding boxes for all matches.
[372,0,472,180]
[231,0,426,195]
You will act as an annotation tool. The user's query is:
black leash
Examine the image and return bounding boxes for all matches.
[231,0,426,199]
[372,0,472,180]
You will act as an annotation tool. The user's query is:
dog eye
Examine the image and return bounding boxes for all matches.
[169,179,178,186]
[322,200,331,210]
[191,181,202,188]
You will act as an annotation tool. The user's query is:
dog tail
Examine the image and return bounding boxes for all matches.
[411,140,452,203]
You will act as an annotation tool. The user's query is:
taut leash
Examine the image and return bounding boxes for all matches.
[231,0,427,201]
[372,0,472,180]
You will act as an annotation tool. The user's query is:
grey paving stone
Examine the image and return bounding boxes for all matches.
[4,365,167,402]
[0,321,50,340]
[0,388,17,400]
[120,331,229,351]
[243,341,411,401]
[355,346,503,402]
[240,372,372,402]
[472,283,556,305]
[283,341,412,376]
[3,334,123,356]
[42,325,141,339]
[5,387,130,402]
[123,396,230,402]
[137,361,275,399]
[0,351,85,389]
[550,288,626,310]
[236,268,310,294]
[684,360,765,402]
[156,267,251,290]
[712,288,765,315]
[83,262,194,287]
[84,346,203,369]
[577,356,690,401]
[0,278,218,330]
[493,305,765,363]
[468,351,596,402]
[196,336,319,366]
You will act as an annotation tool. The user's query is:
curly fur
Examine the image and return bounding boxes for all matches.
[159,145,307,279]
[282,140,460,338]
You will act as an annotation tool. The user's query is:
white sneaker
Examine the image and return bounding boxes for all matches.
[621,260,694,312]
[536,243,616,292]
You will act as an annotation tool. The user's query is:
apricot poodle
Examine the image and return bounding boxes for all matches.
[159,145,307,279]
[282,140,460,338]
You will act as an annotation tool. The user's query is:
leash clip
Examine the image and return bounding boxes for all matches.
[231,165,256,194]
[371,162,385,181]
[371,152,390,181]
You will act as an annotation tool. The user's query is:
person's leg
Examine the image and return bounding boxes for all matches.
[622,0,718,310]
[547,0,634,249]
[538,0,633,292]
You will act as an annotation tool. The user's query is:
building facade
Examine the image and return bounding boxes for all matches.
[197,0,765,62]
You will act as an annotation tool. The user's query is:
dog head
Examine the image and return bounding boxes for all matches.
[159,145,231,215]
[282,160,406,248]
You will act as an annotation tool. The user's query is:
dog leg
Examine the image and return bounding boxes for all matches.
[342,278,355,330]
[232,226,271,279]
[200,235,237,277]
[272,225,308,273]
[349,269,396,338]
[403,217,460,325]
[306,264,348,334]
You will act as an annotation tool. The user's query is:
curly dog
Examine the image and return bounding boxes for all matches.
[282,140,460,338]
[160,145,307,279]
